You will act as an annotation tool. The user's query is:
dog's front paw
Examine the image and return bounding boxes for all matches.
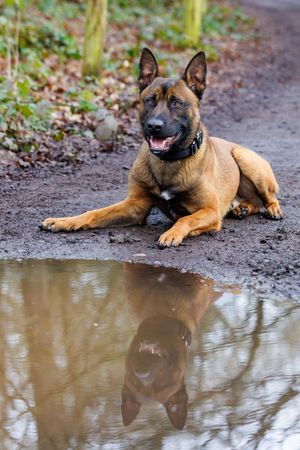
[40,217,80,232]
[158,229,184,248]
[265,204,283,220]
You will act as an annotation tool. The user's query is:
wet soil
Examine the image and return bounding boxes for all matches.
[0,0,299,298]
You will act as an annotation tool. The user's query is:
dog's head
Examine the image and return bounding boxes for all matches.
[121,315,189,430]
[138,48,207,157]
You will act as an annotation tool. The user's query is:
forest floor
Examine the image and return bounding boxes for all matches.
[0,0,299,298]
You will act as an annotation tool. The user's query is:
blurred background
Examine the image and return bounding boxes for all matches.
[0,0,256,166]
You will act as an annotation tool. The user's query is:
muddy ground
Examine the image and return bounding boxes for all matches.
[0,0,299,299]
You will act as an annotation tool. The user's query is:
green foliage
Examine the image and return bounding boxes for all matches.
[0,0,253,156]
[20,22,81,60]
[203,4,253,40]
[109,0,253,57]
[0,76,53,151]
[70,89,99,113]
[0,10,81,62]
[0,74,101,151]
[0,0,83,152]
[37,0,85,20]
[109,1,187,48]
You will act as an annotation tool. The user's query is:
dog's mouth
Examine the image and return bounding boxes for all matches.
[148,133,180,153]
[138,341,162,357]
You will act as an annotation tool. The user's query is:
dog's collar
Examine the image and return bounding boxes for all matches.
[150,130,203,161]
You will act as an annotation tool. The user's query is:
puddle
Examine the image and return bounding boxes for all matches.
[0,260,299,450]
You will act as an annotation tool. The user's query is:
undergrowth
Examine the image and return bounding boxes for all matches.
[0,0,253,155]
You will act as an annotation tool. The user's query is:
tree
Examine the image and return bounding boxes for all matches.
[184,0,207,47]
[82,0,107,77]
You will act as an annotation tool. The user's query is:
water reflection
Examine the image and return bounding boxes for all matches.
[122,264,221,429]
[0,260,299,450]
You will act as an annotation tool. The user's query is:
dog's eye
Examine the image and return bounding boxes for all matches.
[144,96,156,106]
[171,98,184,108]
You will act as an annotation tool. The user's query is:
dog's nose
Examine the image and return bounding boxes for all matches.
[147,118,164,133]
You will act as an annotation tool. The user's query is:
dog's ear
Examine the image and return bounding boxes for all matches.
[183,51,207,99]
[164,384,188,430]
[138,48,159,92]
[121,384,142,426]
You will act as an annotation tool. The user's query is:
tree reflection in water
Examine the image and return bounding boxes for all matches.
[0,260,299,450]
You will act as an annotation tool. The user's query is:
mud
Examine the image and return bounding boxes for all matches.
[0,0,299,298]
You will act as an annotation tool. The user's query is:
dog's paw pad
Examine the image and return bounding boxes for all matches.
[265,205,283,220]
[231,205,249,220]
[40,218,74,232]
[158,230,183,248]
[40,218,56,231]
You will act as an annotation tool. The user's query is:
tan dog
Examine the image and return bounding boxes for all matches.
[41,48,282,247]
[121,262,221,429]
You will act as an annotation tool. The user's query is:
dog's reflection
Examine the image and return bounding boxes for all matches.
[121,263,222,429]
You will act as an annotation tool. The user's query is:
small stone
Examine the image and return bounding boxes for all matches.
[0,149,18,166]
[94,112,118,141]
[84,129,94,140]
[93,108,110,121]
[252,265,263,272]
[109,234,125,244]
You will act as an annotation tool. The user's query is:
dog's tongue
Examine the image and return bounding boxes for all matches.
[150,136,176,151]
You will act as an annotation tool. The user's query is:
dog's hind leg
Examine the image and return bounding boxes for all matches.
[231,199,261,220]
[232,146,283,220]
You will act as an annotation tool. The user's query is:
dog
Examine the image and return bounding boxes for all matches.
[121,262,221,429]
[41,48,282,247]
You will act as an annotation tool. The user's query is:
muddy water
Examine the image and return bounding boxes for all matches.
[0,260,299,450]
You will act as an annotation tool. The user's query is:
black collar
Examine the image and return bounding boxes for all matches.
[150,130,203,161]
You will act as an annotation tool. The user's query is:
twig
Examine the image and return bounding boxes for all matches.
[13,8,21,82]
[6,22,12,81]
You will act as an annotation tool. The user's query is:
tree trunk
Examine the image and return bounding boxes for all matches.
[184,0,206,47]
[82,0,107,77]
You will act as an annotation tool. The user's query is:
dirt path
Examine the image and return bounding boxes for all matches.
[0,0,299,298]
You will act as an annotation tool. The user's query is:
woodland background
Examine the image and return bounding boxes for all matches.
[0,0,255,169]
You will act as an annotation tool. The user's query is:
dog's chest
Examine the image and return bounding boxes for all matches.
[160,189,174,201]
[152,188,190,221]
